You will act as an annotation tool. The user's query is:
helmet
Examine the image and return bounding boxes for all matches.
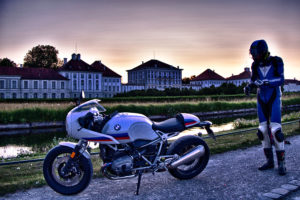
[249,40,269,61]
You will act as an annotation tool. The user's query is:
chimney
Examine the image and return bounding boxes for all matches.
[77,54,81,60]
[63,58,68,64]
[142,61,144,64]
[71,53,76,60]
[245,67,250,72]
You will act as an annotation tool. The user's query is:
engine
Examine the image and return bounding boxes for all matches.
[111,155,133,176]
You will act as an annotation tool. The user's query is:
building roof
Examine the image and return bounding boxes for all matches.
[191,69,225,81]
[226,68,251,80]
[60,53,99,72]
[91,61,121,78]
[0,66,68,80]
[127,59,182,71]
[284,79,300,85]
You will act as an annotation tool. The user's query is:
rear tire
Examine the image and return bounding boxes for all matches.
[167,136,210,180]
[43,145,93,195]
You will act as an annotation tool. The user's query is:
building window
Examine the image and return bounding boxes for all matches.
[81,74,84,79]
[43,93,47,99]
[61,82,65,89]
[81,80,84,89]
[73,80,77,90]
[52,81,56,89]
[96,74,99,79]
[108,86,111,91]
[73,74,77,78]
[43,81,47,89]
[12,81,17,89]
[0,93,4,99]
[24,81,28,89]
[24,93,28,99]
[34,81,38,89]
[34,93,38,98]
[61,93,65,99]
[88,74,91,79]
[65,73,69,78]
[52,93,56,99]
[88,80,92,90]
[0,80,4,89]
[12,93,17,99]
[96,80,99,90]
[89,94,92,98]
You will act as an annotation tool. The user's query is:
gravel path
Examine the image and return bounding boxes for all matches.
[2,135,300,200]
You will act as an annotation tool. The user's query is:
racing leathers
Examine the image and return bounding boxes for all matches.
[249,56,286,175]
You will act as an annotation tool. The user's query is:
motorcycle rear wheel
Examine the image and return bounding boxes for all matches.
[167,135,210,180]
[43,145,93,195]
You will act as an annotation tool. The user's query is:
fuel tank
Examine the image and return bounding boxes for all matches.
[102,112,158,143]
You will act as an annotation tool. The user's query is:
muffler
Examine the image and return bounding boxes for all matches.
[168,145,205,169]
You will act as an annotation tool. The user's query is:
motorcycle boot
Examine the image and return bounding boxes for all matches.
[276,150,286,175]
[258,148,274,171]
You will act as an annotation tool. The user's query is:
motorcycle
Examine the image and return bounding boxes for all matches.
[43,99,215,195]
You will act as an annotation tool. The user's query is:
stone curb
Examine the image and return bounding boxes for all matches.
[263,179,300,199]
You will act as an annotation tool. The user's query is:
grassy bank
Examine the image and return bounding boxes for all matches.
[233,111,300,129]
[0,121,299,196]
[0,97,300,124]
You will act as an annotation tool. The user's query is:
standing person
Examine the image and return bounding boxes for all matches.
[244,39,286,175]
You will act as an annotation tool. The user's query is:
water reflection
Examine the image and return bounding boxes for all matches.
[0,145,33,159]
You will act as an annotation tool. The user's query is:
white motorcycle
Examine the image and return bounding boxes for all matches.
[43,99,215,195]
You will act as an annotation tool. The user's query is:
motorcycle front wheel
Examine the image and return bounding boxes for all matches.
[167,135,210,180]
[43,145,93,195]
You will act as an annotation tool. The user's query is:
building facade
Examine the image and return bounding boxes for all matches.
[59,54,103,98]
[0,66,69,99]
[190,69,226,88]
[226,67,251,86]
[127,59,183,90]
[284,79,300,92]
[91,61,121,98]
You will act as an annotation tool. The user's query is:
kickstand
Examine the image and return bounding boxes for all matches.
[135,170,143,195]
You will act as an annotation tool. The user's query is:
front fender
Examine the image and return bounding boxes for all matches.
[59,142,91,159]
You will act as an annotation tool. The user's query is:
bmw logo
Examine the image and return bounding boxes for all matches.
[114,124,121,131]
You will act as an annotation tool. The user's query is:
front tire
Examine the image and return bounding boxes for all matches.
[167,135,210,180]
[43,145,93,195]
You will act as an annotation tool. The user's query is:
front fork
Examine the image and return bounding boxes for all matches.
[62,140,88,176]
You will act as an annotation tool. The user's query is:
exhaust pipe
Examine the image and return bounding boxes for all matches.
[168,145,205,169]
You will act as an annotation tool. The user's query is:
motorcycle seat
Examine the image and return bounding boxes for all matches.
[152,115,185,133]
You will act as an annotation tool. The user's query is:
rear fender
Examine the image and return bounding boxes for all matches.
[59,142,91,159]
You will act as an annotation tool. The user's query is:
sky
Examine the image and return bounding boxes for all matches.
[0,0,300,83]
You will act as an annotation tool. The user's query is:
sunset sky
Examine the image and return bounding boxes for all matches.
[0,0,299,83]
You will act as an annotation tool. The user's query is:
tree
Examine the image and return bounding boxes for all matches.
[24,45,59,68]
[0,58,17,67]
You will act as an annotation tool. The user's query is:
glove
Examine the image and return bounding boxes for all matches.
[244,85,251,96]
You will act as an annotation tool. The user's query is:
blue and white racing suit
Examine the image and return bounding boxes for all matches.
[250,56,285,151]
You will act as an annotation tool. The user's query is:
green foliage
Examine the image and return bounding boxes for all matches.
[24,45,59,68]
[0,57,17,67]
[0,107,70,124]
[115,82,249,97]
